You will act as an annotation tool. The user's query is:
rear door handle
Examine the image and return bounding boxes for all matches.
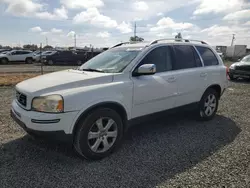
[200,73,207,77]
[167,77,176,83]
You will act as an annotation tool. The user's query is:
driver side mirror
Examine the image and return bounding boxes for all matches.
[238,58,241,62]
[133,64,156,76]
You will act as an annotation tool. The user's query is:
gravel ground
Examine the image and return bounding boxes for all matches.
[0,64,77,73]
[0,81,250,188]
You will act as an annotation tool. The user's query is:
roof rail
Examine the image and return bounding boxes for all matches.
[111,41,147,49]
[110,42,130,49]
[149,38,207,45]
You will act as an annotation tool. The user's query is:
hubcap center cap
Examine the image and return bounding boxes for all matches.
[99,131,106,137]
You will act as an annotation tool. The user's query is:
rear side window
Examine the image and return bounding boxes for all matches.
[22,51,31,54]
[140,46,173,73]
[195,46,219,66]
[173,45,197,70]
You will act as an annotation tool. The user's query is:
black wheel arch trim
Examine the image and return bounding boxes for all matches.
[72,101,128,137]
[203,84,222,99]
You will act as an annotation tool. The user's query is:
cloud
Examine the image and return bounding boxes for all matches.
[2,0,42,16]
[29,26,42,32]
[0,0,68,20]
[157,12,163,17]
[73,8,118,28]
[60,0,104,9]
[41,32,49,35]
[51,28,63,33]
[193,0,246,15]
[150,17,194,32]
[35,6,68,20]
[96,32,110,38]
[223,9,250,20]
[201,24,248,37]
[117,22,132,34]
[67,31,76,37]
[133,1,149,11]
[244,21,250,25]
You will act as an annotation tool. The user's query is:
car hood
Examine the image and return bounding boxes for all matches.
[231,62,250,67]
[16,69,114,95]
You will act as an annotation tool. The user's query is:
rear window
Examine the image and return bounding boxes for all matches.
[195,46,219,66]
[173,45,198,70]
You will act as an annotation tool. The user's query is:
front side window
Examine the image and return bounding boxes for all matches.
[139,46,173,73]
[173,45,197,70]
[196,46,219,66]
[79,47,141,73]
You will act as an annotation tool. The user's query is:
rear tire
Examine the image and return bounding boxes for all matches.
[1,58,9,64]
[73,108,124,160]
[25,58,33,64]
[197,88,219,121]
[48,60,54,65]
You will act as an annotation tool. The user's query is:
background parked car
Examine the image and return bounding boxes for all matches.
[33,51,57,62]
[0,49,12,54]
[43,50,88,65]
[0,50,33,64]
[228,54,250,80]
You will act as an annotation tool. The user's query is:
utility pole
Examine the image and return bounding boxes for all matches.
[46,37,48,46]
[74,33,76,49]
[231,34,235,46]
[134,22,137,41]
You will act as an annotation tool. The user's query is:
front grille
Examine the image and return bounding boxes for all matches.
[235,66,250,71]
[16,91,27,107]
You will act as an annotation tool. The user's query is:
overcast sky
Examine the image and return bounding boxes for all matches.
[0,0,250,47]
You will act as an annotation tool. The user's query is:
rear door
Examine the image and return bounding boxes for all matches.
[195,46,223,89]
[172,45,205,107]
[20,51,32,61]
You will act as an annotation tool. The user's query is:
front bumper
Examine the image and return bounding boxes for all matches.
[229,69,250,77]
[11,110,73,142]
[11,100,79,136]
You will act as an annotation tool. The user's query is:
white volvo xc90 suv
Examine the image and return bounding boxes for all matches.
[11,39,228,160]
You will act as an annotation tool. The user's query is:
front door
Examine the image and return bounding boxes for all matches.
[131,46,178,118]
[9,51,22,61]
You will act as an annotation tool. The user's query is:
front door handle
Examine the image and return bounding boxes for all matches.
[167,77,176,83]
[200,73,207,77]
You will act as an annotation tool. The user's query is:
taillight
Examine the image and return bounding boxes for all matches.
[226,67,229,80]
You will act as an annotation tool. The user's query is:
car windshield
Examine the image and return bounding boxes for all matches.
[79,48,141,73]
[241,55,250,63]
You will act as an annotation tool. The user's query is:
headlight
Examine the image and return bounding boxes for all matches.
[230,64,235,69]
[32,95,64,113]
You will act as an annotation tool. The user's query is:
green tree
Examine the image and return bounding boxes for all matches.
[130,36,144,42]
[23,44,38,51]
[43,45,53,50]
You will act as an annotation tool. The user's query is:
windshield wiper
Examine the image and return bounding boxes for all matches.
[81,68,104,73]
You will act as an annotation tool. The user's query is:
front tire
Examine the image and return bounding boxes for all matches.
[74,108,124,160]
[198,88,219,121]
[76,60,82,65]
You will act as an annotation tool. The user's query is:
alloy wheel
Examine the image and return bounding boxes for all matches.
[204,94,217,116]
[88,117,118,153]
